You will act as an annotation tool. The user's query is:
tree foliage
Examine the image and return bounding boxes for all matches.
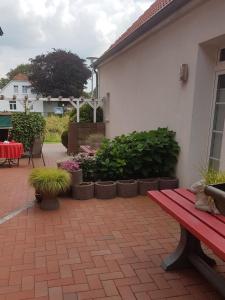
[29,49,91,97]
[0,64,31,89]
[7,64,31,80]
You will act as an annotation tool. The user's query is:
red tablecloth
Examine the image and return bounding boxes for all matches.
[0,142,24,159]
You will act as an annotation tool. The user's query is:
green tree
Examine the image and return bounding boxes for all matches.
[7,64,31,79]
[0,63,31,89]
[29,49,91,97]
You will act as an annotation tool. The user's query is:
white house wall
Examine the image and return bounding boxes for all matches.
[98,0,225,186]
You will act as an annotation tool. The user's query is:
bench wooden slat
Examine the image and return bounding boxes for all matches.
[148,190,225,261]
[175,188,225,223]
[161,190,225,238]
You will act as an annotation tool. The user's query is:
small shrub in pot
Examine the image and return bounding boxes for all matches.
[59,160,83,186]
[138,178,159,195]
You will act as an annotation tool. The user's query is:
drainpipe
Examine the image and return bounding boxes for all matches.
[94,69,98,99]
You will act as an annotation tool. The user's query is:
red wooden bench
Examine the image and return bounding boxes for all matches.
[148,188,225,297]
[80,145,97,156]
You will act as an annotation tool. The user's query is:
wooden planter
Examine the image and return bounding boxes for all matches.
[117,180,138,198]
[204,183,225,215]
[95,181,117,199]
[159,177,179,190]
[138,178,159,196]
[73,182,94,200]
[39,193,59,210]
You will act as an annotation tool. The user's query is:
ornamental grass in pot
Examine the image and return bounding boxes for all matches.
[95,181,117,199]
[202,169,225,215]
[29,168,71,210]
[117,179,138,198]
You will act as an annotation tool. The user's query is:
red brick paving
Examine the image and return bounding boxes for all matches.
[0,144,224,299]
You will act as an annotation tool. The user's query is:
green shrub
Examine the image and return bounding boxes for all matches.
[96,128,180,180]
[29,168,71,195]
[61,130,68,149]
[69,103,103,123]
[11,112,46,150]
[45,115,69,143]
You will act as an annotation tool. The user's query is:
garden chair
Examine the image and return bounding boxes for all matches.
[28,136,46,168]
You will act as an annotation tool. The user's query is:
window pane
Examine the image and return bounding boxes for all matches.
[13,85,18,93]
[216,75,225,102]
[210,132,223,159]
[213,104,225,131]
[220,49,225,62]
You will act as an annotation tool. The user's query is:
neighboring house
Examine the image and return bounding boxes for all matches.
[94,0,225,186]
[0,73,70,115]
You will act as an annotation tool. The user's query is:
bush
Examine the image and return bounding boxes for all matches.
[96,128,180,180]
[11,112,46,151]
[69,103,103,123]
[73,153,97,181]
[61,130,68,149]
[45,115,69,143]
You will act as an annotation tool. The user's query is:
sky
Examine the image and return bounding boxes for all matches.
[0,0,153,86]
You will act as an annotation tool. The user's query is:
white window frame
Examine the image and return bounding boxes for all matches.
[9,100,17,111]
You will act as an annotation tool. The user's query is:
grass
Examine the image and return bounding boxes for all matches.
[44,115,69,143]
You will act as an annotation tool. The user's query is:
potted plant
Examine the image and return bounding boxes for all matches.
[117,179,138,198]
[138,178,159,195]
[29,168,71,210]
[59,160,83,186]
[73,182,94,200]
[202,169,225,215]
[95,181,117,199]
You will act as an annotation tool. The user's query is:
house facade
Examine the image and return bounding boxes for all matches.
[0,73,69,115]
[95,0,225,186]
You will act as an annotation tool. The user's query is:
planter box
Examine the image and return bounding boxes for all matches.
[71,169,83,186]
[204,183,225,215]
[138,178,159,196]
[95,181,117,199]
[73,182,94,200]
[159,177,179,190]
[117,180,138,198]
[40,194,59,210]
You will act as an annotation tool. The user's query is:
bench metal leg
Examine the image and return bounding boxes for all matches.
[162,226,216,271]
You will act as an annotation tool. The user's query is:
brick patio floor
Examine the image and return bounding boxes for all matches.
[0,144,224,299]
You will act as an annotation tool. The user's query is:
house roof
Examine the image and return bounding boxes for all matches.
[12,73,29,81]
[94,0,191,67]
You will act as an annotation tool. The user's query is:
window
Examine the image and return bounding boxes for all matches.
[219,49,225,62]
[9,101,17,111]
[22,86,28,93]
[13,85,18,93]
[209,74,225,170]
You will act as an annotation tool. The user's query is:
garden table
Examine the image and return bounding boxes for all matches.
[0,142,24,166]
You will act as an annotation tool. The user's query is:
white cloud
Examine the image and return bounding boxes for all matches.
[0,0,153,77]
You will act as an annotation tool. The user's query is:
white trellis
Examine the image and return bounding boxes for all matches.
[0,96,103,123]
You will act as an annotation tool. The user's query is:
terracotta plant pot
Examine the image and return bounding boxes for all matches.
[138,178,159,196]
[159,177,179,190]
[39,193,59,210]
[204,183,225,216]
[73,182,94,200]
[71,169,83,186]
[95,181,117,199]
[117,179,138,198]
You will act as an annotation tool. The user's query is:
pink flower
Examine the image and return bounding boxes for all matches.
[59,160,80,172]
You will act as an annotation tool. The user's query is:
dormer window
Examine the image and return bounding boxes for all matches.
[22,86,28,93]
